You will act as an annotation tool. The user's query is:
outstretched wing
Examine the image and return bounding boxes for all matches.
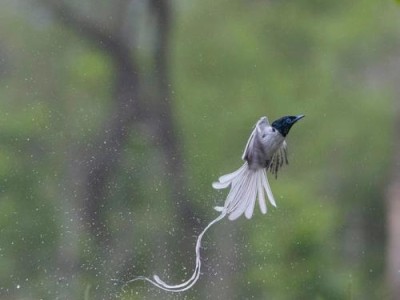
[242,116,270,161]
[269,141,288,178]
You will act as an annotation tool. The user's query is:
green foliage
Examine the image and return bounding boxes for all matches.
[172,0,399,298]
[0,0,399,298]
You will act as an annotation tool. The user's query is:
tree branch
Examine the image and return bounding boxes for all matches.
[39,0,132,67]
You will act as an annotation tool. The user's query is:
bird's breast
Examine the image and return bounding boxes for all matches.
[247,133,284,170]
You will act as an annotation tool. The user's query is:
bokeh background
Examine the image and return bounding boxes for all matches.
[1,0,400,299]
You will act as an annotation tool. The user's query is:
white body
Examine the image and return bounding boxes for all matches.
[213,117,287,220]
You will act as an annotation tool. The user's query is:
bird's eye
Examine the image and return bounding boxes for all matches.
[286,119,292,124]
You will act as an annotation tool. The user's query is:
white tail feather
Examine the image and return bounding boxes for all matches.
[212,163,276,220]
[257,174,267,214]
[228,171,251,219]
[244,173,258,219]
[214,206,224,212]
[261,169,276,207]
[124,212,226,292]
[212,164,247,189]
[228,173,252,220]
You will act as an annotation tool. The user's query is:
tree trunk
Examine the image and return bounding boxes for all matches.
[150,0,197,254]
[387,108,400,299]
[40,0,197,297]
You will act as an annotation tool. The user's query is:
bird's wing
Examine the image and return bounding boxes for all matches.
[242,117,270,161]
[269,141,288,178]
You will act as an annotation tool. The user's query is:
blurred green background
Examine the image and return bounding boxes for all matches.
[0,0,400,299]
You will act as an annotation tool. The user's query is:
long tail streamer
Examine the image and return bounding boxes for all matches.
[124,211,226,292]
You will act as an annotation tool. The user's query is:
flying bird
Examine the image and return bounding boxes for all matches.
[125,115,304,293]
[213,115,304,220]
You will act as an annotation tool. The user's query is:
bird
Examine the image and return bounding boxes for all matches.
[125,115,304,293]
[212,115,304,221]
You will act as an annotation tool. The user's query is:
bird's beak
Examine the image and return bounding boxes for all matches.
[294,115,305,123]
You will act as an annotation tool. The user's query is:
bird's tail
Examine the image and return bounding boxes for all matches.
[122,212,226,292]
[212,162,276,220]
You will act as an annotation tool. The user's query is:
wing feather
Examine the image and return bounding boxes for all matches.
[242,117,270,161]
[269,141,288,178]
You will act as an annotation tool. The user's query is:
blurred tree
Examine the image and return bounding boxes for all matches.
[35,0,196,298]
[0,0,399,299]
[387,105,400,300]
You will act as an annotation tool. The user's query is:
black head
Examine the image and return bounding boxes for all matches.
[271,115,304,137]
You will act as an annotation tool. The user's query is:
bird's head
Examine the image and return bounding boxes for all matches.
[271,115,304,137]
